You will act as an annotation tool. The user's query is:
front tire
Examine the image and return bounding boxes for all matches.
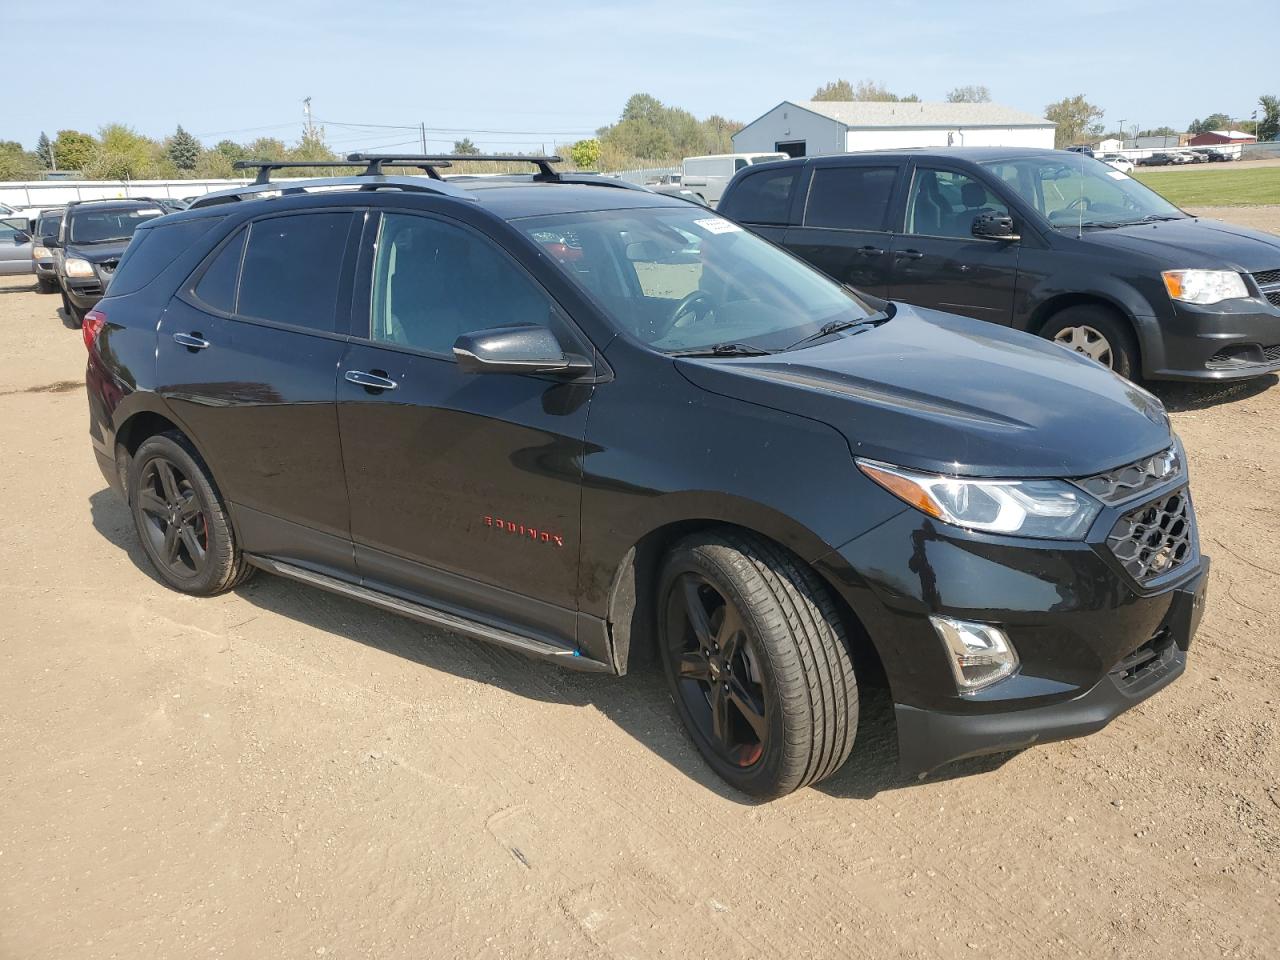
[1041,305,1139,380]
[59,284,84,328]
[128,432,255,596]
[37,275,57,294]
[658,531,857,798]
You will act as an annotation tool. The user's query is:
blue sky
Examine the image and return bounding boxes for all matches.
[8,0,1274,151]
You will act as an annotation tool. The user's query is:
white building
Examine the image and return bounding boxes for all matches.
[732,100,1056,157]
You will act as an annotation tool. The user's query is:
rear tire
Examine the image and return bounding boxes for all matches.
[1040,304,1139,381]
[128,432,255,596]
[658,530,857,798]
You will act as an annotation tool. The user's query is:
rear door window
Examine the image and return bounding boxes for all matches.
[236,212,354,332]
[720,169,798,225]
[803,166,899,231]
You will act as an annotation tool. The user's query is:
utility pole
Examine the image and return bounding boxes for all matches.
[420,122,427,152]
[303,96,315,138]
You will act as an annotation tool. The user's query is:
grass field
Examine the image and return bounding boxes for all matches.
[1133,165,1280,206]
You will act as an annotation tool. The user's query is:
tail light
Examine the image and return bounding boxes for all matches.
[82,308,107,351]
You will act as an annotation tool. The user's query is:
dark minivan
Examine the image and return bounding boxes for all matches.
[719,148,1280,381]
[84,158,1207,797]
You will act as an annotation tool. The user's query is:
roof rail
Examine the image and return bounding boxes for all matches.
[187,174,473,210]
[347,153,564,181]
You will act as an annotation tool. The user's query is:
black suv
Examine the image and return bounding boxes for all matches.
[84,155,1208,798]
[718,148,1280,381]
[48,198,166,324]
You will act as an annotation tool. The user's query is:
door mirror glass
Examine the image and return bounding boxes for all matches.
[12,230,31,245]
[453,324,590,376]
[42,236,61,249]
[971,212,1020,241]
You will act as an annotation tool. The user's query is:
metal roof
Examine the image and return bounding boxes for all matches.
[784,100,1053,129]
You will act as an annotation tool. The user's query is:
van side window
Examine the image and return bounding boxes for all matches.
[721,169,797,225]
[803,166,898,231]
[906,169,1010,238]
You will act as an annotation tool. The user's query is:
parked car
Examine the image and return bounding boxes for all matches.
[680,153,788,205]
[1065,146,1095,156]
[0,216,33,276]
[1098,153,1135,173]
[718,148,1280,381]
[1135,153,1173,167]
[48,198,166,325]
[83,157,1208,798]
[31,208,64,293]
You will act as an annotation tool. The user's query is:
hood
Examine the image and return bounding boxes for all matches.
[1078,217,1280,273]
[66,240,130,263]
[675,305,1172,479]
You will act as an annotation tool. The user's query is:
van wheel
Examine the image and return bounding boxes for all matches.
[1041,305,1139,380]
[658,531,857,798]
[37,276,57,294]
[128,432,255,596]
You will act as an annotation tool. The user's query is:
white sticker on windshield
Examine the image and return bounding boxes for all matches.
[694,217,742,234]
[1107,171,1129,180]
[133,208,163,215]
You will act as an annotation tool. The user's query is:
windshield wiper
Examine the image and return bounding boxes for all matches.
[77,236,133,244]
[784,303,897,351]
[667,342,775,358]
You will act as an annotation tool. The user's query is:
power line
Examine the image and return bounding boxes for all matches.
[317,118,595,136]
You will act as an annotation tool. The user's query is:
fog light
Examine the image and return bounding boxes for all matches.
[929,616,1019,693]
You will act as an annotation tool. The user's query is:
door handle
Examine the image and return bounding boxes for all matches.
[172,332,209,350]
[894,249,925,260]
[856,245,886,256]
[344,369,398,391]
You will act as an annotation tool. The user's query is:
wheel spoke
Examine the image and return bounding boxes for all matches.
[138,489,168,518]
[677,651,711,682]
[178,494,201,522]
[726,676,767,740]
[709,684,732,749]
[681,576,715,651]
[156,460,181,505]
[179,524,206,564]
[716,604,745,660]
[162,522,181,563]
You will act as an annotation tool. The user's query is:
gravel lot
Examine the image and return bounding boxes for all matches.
[2,212,1279,958]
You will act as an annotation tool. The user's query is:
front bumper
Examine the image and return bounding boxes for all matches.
[1140,296,1280,381]
[63,275,105,309]
[817,485,1209,776]
[34,259,56,277]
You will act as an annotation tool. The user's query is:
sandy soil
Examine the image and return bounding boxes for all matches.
[2,236,1279,958]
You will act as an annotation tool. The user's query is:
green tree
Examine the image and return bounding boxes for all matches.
[568,138,601,169]
[1137,126,1179,138]
[288,128,337,163]
[947,85,991,103]
[1257,95,1280,142]
[53,129,97,172]
[36,132,55,169]
[813,78,854,101]
[1045,95,1105,148]
[167,125,200,172]
[1188,113,1231,136]
[245,137,288,161]
[87,124,159,179]
[452,137,480,155]
[0,141,41,180]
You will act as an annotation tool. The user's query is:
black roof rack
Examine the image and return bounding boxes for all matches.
[233,158,458,185]
[188,174,472,210]
[347,153,564,181]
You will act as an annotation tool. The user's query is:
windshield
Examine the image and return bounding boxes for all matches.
[980,153,1184,229]
[519,207,876,353]
[69,206,164,243]
[38,214,62,238]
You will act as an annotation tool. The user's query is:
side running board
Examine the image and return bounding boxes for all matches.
[245,555,612,673]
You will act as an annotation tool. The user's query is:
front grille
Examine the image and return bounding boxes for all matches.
[1110,628,1176,689]
[1207,343,1280,368]
[1267,291,1280,308]
[1107,489,1195,584]
[1267,345,1280,362]
[1075,447,1180,505]
[1254,269,1280,309]
[1252,268,1280,287]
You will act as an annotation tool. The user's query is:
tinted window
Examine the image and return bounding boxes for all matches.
[720,169,797,225]
[68,205,164,243]
[0,222,25,243]
[237,213,352,331]
[38,214,62,238]
[906,168,1009,238]
[804,166,898,230]
[109,217,220,296]
[370,213,563,356]
[193,228,246,314]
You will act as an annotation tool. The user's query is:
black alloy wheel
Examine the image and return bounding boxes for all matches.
[665,572,769,768]
[136,455,209,581]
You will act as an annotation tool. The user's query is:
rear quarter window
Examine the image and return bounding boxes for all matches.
[720,169,798,225]
[109,217,221,296]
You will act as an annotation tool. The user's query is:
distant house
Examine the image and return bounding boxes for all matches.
[1188,130,1257,146]
[732,100,1056,158]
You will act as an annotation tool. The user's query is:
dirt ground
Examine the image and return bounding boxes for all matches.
[2,211,1279,959]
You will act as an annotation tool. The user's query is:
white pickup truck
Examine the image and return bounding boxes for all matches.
[680,153,788,206]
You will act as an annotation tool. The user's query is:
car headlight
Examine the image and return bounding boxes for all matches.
[1162,269,1248,305]
[64,257,96,278]
[857,459,1101,540]
[32,246,52,260]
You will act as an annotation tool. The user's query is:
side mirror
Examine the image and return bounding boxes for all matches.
[453,324,592,376]
[42,236,60,249]
[972,213,1020,241]
[13,231,31,245]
